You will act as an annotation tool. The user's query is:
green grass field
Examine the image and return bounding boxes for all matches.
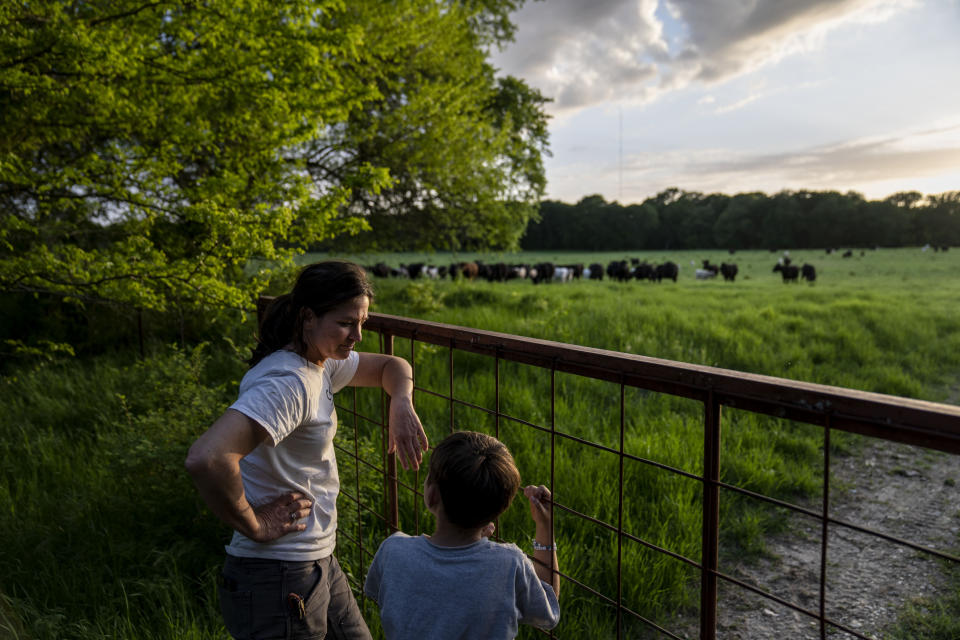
[2,247,959,639]
[321,247,960,638]
[318,247,960,398]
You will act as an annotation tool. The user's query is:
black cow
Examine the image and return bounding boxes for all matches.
[773,262,799,282]
[701,259,720,275]
[480,262,509,282]
[606,260,632,282]
[633,262,655,281]
[531,262,555,284]
[801,263,816,282]
[506,264,527,280]
[655,261,678,282]
[404,263,426,279]
[587,262,604,280]
[720,263,738,282]
[369,262,391,278]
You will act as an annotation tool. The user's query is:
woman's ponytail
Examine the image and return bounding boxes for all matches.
[248,294,298,367]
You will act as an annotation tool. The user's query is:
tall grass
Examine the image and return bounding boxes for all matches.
[328,248,960,638]
[0,346,242,639]
[349,248,960,399]
[2,248,958,638]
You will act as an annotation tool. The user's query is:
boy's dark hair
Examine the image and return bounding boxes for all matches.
[426,431,521,528]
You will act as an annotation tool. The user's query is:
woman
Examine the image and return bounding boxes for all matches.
[186,260,428,640]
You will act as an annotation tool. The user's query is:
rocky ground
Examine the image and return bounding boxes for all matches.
[674,437,960,640]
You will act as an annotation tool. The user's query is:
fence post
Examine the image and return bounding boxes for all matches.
[382,331,400,533]
[819,419,832,640]
[700,391,721,640]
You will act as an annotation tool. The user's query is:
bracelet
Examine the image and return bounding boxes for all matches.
[532,539,556,551]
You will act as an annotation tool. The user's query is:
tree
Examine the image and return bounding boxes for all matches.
[573,195,613,250]
[621,202,660,250]
[312,1,550,252]
[921,191,960,246]
[0,0,547,317]
[1,1,387,314]
[860,199,907,246]
[653,190,716,249]
[886,191,925,210]
[805,191,861,248]
[886,191,928,245]
[713,192,766,250]
[761,191,802,249]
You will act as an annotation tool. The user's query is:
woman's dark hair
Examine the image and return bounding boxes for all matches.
[426,431,521,529]
[249,260,374,367]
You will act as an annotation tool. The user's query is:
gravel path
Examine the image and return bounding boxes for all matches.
[683,438,960,640]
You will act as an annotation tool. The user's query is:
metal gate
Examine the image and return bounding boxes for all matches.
[260,300,960,639]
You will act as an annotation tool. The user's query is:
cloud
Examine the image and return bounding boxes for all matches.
[546,123,960,202]
[690,123,960,187]
[492,0,917,113]
[491,0,667,110]
[672,0,914,81]
[712,91,764,114]
[708,79,821,114]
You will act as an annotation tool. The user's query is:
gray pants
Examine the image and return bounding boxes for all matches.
[218,554,372,640]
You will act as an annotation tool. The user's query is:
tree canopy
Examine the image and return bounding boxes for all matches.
[1,0,549,315]
[309,1,550,252]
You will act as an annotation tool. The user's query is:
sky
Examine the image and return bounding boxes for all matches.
[489,0,960,205]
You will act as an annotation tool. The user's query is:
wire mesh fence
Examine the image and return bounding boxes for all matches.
[258,300,960,639]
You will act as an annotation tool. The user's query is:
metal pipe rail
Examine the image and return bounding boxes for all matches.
[362,313,960,456]
[358,313,960,639]
[259,299,960,639]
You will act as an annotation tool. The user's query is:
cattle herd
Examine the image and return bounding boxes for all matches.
[364,256,818,284]
[773,257,816,283]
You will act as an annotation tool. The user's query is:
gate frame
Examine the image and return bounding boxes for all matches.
[258,299,960,639]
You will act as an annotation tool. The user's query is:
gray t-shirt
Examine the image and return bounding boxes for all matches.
[226,349,359,561]
[364,533,560,639]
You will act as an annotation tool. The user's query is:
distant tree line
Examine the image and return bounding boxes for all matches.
[522,189,960,251]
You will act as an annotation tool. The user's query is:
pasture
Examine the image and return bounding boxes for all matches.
[318,247,960,638]
[1,247,958,639]
[311,247,960,399]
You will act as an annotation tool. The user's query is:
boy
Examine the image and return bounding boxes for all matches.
[363,430,560,639]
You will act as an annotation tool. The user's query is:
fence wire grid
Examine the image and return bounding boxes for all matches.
[257,300,960,640]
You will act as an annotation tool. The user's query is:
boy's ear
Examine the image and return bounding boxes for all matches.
[424,481,441,509]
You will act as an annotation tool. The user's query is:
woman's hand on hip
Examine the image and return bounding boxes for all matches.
[388,397,429,471]
[248,492,313,543]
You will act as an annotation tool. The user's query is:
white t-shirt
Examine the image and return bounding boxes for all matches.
[225,349,359,561]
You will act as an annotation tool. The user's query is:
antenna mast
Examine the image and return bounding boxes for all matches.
[618,107,623,202]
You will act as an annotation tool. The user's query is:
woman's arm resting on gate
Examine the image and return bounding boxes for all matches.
[351,352,429,470]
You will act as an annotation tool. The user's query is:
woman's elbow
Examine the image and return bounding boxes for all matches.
[184,442,215,479]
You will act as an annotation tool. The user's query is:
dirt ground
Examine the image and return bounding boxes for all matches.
[673,437,960,640]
